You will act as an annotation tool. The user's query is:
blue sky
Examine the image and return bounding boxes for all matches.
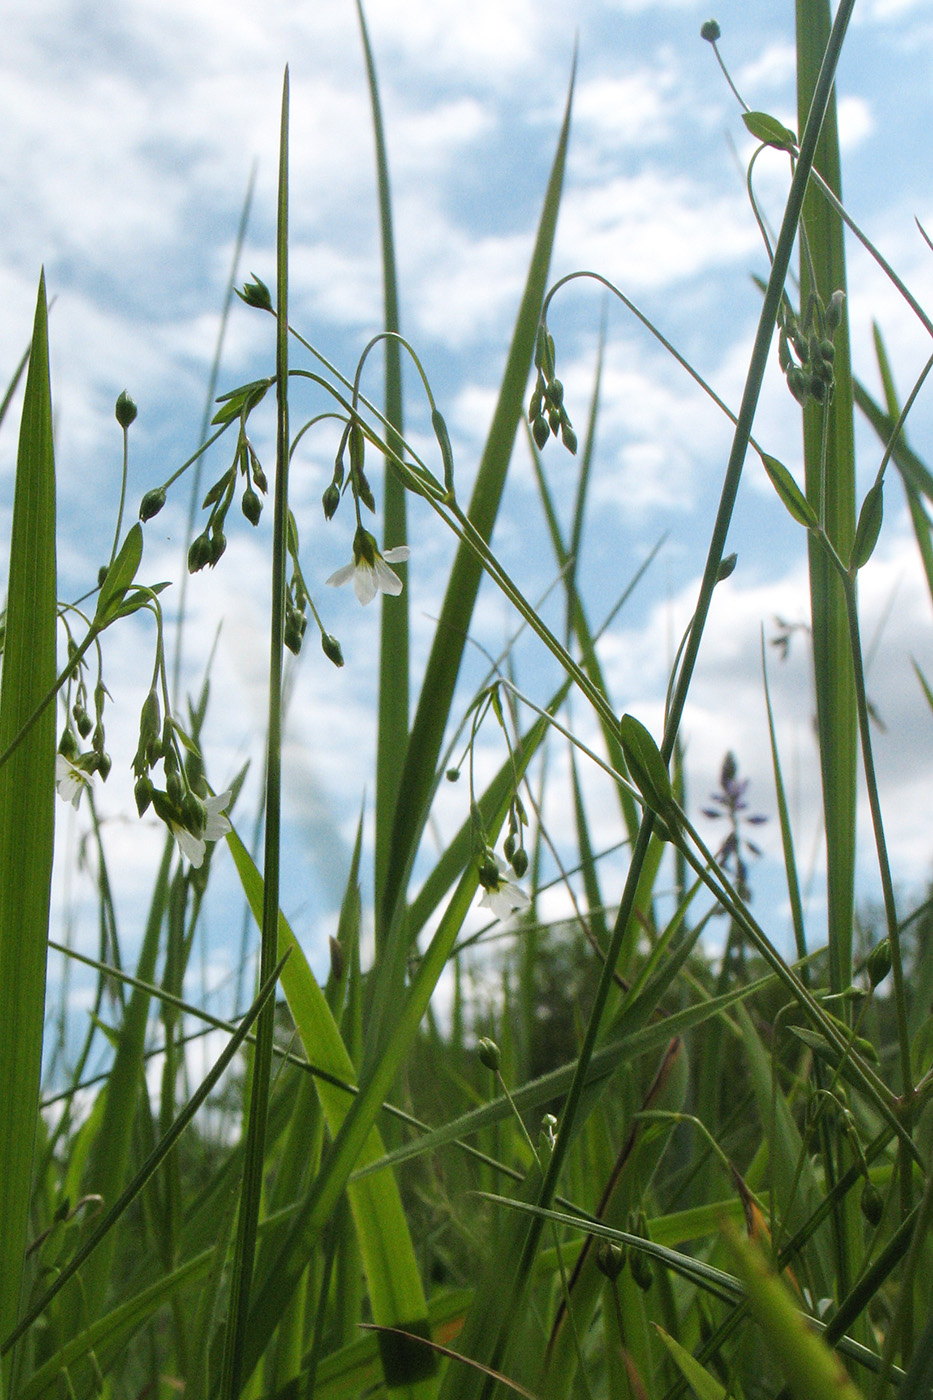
[4,0,933,1013]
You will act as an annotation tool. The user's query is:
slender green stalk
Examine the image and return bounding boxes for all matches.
[219,69,290,1400]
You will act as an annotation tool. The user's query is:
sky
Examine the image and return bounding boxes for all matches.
[3,0,933,1038]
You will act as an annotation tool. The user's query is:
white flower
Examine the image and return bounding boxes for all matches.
[326,528,410,606]
[170,790,232,869]
[478,857,531,921]
[55,753,93,810]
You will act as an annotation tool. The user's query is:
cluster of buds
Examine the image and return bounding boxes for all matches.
[778,290,844,408]
[55,652,111,808]
[131,688,230,869]
[529,323,577,454]
[187,433,268,574]
[322,417,375,523]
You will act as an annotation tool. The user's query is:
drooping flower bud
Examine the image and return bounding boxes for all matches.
[139,487,166,522]
[477,1037,501,1072]
[238,275,273,312]
[135,774,153,816]
[860,1181,884,1227]
[510,847,529,878]
[188,534,213,573]
[241,488,262,525]
[321,632,344,667]
[865,938,892,989]
[700,19,721,41]
[596,1241,626,1280]
[322,483,341,521]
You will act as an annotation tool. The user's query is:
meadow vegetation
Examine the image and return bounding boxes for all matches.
[4,1,933,1397]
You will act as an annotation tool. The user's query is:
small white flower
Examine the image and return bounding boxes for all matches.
[326,528,410,606]
[478,857,531,921]
[170,790,232,869]
[55,753,93,810]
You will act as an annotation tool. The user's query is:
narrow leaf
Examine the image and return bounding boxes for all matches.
[759,453,817,528]
[743,110,798,152]
[851,479,883,570]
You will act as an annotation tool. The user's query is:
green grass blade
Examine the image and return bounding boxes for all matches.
[378,61,576,947]
[227,830,436,1399]
[796,0,857,994]
[762,640,807,965]
[354,0,410,944]
[0,341,31,435]
[0,270,57,1365]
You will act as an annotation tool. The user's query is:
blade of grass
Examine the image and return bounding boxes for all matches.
[0,271,57,1375]
[354,0,410,949]
[376,57,576,967]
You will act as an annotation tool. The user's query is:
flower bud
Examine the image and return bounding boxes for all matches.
[532,415,550,451]
[96,751,112,781]
[630,1249,653,1293]
[238,275,273,312]
[139,487,166,522]
[700,19,721,41]
[786,366,808,404]
[717,553,737,582]
[242,488,262,525]
[208,530,227,566]
[166,768,184,808]
[321,632,344,667]
[73,704,93,740]
[185,747,205,794]
[477,1037,501,1072]
[596,1241,626,1280]
[59,727,79,761]
[135,774,153,816]
[445,768,460,782]
[115,390,138,428]
[251,460,268,494]
[560,421,578,455]
[510,847,529,878]
[546,378,564,409]
[860,1181,884,1228]
[825,289,845,335]
[181,791,206,835]
[284,611,304,656]
[322,483,341,520]
[866,938,892,989]
[188,534,212,573]
[478,854,500,890]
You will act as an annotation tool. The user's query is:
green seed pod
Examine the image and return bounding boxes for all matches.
[115,390,138,428]
[560,420,578,455]
[284,611,304,656]
[139,487,166,522]
[321,632,344,667]
[546,378,564,409]
[596,1241,626,1281]
[73,705,93,740]
[241,488,262,525]
[786,366,807,404]
[477,1037,501,1072]
[503,831,516,862]
[96,751,112,781]
[445,768,460,783]
[717,552,737,582]
[700,19,721,42]
[547,408,560,435]
[819,339,835,364]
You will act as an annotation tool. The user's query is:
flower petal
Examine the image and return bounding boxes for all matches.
[381,546,411,564]
[203,790,233,841]
[353,563,379,606]
[171,822,206,868]
[373,557,403,597]
[325,562,356,589]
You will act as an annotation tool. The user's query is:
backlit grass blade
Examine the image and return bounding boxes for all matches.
[796,0,857,995]
[378,61,576,947]
[0,271,57,1368]
[354,0,410,944]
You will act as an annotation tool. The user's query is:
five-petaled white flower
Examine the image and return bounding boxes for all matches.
[55,754,94,810]
[169,790,233,869]
[326,528,410,606]
[478,856,531,922]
